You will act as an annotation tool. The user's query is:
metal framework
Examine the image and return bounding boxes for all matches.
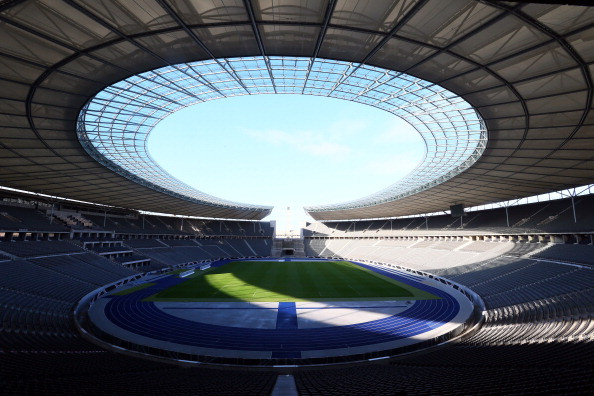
[0,1,592,220]
[78,56,487,212]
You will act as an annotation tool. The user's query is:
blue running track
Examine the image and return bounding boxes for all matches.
[100,261,460,354]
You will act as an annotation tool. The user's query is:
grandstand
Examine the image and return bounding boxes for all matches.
[1,1,594,395]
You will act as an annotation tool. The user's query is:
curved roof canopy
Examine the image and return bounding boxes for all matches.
[0,0,592,220]
[79,56,485,214]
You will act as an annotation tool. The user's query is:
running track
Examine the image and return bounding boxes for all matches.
[99,261,461,356]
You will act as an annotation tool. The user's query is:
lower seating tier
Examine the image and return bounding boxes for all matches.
[0,237,592,394]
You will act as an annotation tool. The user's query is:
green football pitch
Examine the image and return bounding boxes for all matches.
[146,260,438,302]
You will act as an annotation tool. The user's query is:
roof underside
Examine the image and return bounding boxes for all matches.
[0,0,592,220]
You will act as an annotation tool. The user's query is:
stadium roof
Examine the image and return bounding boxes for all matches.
[80,56,486,216]
[0,1,592,221]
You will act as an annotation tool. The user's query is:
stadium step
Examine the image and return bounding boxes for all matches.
[271,374,298,396]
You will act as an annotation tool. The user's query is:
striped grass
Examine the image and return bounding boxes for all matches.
[147,260,438,302]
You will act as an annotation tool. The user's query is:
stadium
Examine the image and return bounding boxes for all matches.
[0,0,593,394]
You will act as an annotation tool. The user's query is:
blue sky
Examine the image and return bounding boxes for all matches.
[148,94,424,231]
